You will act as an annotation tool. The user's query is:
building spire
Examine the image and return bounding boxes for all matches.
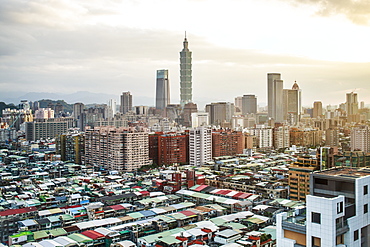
[183,31,188,50]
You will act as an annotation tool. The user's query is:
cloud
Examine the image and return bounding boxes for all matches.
[288,0,370,25]
[1,0,370,109]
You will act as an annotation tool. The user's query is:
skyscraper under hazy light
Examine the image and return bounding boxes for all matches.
[156,69,170,109]
[267,73,284,122]
[120,91,132,114]
[180,35,192,107]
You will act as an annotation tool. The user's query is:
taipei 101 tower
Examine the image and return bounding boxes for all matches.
[180,33,192,107]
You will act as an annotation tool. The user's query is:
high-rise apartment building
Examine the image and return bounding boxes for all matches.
[350,125,370,153]
[180,35,192,107]
[249,125,273,149]
[277,167,370,246]
[313,101,323,119]
[35,108,54,119]
[25,118,73,141]
[205,102,234,126]
[84,126,149,172]
[189,126,212,166]
[120,91,132,114]
[290,127,322,147]
[273,125,290,150]
[149,132,189,166]
[57,129,85,164]
[242,95,257,115]
[325,128,339,147]
[283,81,301,125]
[156,69,170,110]
[288,156,318,201]
[267,73,284,122]
[73,103,85,129]
[212,130,244,157]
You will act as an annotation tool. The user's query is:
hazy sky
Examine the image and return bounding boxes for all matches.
[1,0,370,108]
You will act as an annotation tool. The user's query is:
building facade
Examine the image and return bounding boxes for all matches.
[350,125,370,153]
[189,127,212,166]
[57,129,85,164]
[267,73,284,122]
[205,102,234,126]
[120,91,132,114]
[212,130,244,157]
[242,95,257,115]
[313,101,323,119]
[277,167,370,247]
[84,126,149,172]
[25,119,72,141]
[283,81,301,125]
[191,112,209,128]
[288,156,318,201]
[149,132,189,166]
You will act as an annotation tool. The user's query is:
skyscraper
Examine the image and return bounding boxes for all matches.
[242,95,257,114]
[267,73,284,122]
[180,34,192,107]
[156,69,170,109]
[120,91,132,114]
[313,101,323,118]
[205,102,234,126]
[346,92,358,116]
[283,81,302,125]
[73,102,84,129]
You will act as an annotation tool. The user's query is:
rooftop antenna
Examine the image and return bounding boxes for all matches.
[185,31,187,39]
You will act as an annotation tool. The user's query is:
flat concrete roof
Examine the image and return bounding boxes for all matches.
[314,167,370,178]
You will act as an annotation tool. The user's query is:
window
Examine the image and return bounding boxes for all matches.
[337,201,343,214]
[364,185,368,195]
[354,230,359,241]
[312,236,321,247]
[336,234,344,245]
[312,212,321,224]
[315,178,328,185]
[364,204,368,214]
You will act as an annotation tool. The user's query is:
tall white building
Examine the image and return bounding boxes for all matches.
[34,108,54,119]
[249,125,273,149]
[189,126,212,166]
[191,112,209,128]
[268,73,284,122]
[108,99,117,118]
[274,125,290,150]
[351,125,370,153]
[277,167,370,247]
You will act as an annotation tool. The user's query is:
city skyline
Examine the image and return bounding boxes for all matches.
[1,0,370,108]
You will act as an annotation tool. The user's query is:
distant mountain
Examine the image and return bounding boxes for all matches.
[0,91,119,105]
[0,91,155,107]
